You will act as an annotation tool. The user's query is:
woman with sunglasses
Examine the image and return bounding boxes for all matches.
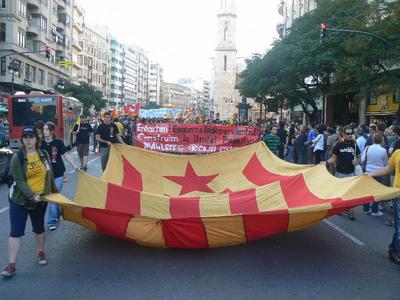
[2,127,58,277]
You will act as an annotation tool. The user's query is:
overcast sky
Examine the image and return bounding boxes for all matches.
[81,0,281,82]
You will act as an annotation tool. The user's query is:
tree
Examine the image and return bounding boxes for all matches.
[238,0,400,123]
[55,82,106,115]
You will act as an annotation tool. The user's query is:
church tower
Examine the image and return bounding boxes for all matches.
[211,0,240,120]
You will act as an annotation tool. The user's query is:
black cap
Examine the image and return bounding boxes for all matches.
[22,126,38,138]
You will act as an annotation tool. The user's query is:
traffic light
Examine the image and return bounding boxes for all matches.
[45,46,51,59]
[320,23,328,41]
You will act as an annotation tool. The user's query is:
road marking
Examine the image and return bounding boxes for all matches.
[0,207,9,214]
[67,156,100,174]
[323,219,366,247]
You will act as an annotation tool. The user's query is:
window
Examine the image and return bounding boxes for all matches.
[47,73,54,87]
[31,15,47,32]
[17,0,27,17]
[1,0,5,9]
[224,21,228,41]
[0,23,5,42]
[38,69,44,85]
[224,55,227,71]
[52,0,57,14]
[18,30,26,48]
[31,66,36,83]
[25,63,30,80]
[1,57,6,75]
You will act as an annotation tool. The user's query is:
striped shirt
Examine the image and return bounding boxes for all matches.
[263,134,280,156]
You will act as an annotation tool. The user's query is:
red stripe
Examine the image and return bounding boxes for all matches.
[327,196,375,217]
[162,218,208,248]
[83,208,132,240]
[105,183,141,215]
[242,153,369,212]
[243,210,289,242]
[170,197,200,219]
[229,189,259,214]
[122,155,143,191]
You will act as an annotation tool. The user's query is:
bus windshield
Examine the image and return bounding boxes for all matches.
[12,96,58,126]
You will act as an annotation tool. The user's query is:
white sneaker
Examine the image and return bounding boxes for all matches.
[371,212,383,217]
[48,224,56,231]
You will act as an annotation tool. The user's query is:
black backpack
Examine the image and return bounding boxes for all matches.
[5,151,25,189]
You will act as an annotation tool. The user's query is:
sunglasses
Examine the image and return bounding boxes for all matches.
[344,132,353,135]
[22,134,35,139]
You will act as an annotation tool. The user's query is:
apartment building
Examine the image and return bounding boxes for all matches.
[0,0,74,94]
[148,62,163,106]
[277,0,317,37]
[71,0,84,83]
[79,24,110,101]
[161,82,193,109]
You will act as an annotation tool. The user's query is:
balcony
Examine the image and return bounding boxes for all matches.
[27,0,39,9]
[26,23,40,37]
[72,39,82,51]
[73,21,83,33]
[57,1,65,11]
[277,1,284,16]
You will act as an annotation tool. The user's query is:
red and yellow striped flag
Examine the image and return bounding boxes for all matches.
[45,142,400,248]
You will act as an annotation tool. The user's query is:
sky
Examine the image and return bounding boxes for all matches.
[80,0,282,82]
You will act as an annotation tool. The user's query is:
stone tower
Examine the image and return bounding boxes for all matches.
[211,0,240,120]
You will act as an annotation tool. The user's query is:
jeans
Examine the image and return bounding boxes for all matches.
[335,172,355,178]
[363,177,383,213]
[100,147,110,171]
[314,150,323,164]
[47,176,63,226]
[297,148,308,164]
[389,198,400,253]
[286,145,294,162]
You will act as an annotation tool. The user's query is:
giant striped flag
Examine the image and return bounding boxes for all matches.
[45,142,400,248]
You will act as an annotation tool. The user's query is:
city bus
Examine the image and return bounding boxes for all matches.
[8,92,83,149]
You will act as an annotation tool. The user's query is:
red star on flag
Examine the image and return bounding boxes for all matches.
[164,162,219,196]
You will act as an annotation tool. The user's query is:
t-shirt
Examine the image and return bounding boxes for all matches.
[26,152,47,195]
[41,139,67,178]
[277,128,287,145]
[333,141,360,174]
[73,122,93,145]
[389,150,400,188]
[263,134,280,156]
[96,123,119,148]
[307,129,317,143]
[114,122,123,135]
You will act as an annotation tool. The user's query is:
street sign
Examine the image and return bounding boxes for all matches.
[58,61,72,67]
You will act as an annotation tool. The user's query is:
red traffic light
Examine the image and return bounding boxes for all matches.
[321,23,328,30]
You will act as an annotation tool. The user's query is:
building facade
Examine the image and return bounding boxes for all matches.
[71,0,84,83]
[277,0,317,37]
[149,62,163,106]
[161,82,193,109]
[211,0,241,120]
[0,0,74,95]
[110,37,124,107]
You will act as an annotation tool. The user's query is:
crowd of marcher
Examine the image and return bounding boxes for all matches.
[261,120,400,265]
[2,114,399,278]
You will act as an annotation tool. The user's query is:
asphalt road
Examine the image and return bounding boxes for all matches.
[0,150,399,299]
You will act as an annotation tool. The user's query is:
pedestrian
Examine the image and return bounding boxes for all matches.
[262,125,281,157]
[361,133,388,216]
[325,125,360,220]
[286,123,296,163]
[2,127,58,278]
[295,125,308,164]
[41,122,80,231]
[72,115,93,171]
[367,147,400,265]
[96,112,125,171]
[277,121,288,159]
[306,123,317,164]
[312,125,325,164]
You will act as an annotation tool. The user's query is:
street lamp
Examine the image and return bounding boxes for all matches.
[8,58,20,94]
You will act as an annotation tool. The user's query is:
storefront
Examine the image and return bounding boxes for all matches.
[366,91,399,126]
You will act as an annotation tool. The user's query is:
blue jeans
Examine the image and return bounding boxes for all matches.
[286,145,294,162]
[47,176,63,226]
[363,177,383,213]
[389,198,400,253]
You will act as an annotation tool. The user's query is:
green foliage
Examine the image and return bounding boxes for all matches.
[238,0,400,122]
[55,82,105,115]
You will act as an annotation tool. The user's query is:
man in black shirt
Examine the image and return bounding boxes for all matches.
[96,112,124,171]
[73,115,93,171]
[325,125,360,220]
